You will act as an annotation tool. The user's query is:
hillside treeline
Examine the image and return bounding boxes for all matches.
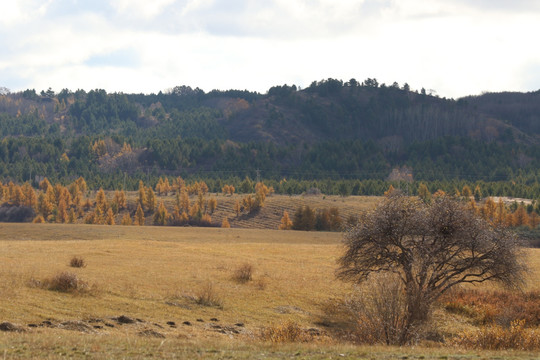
[0,80,539,196]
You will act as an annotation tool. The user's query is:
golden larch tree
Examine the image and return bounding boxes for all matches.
[221,217,230,228]
[153,201,170,226]
[279,211,293,230]
[105,208,115,225]
[134,203,145,226]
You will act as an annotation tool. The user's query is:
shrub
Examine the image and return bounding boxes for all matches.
[260,320,313,343]
[45,272,88,293]
[452,320,540,350]
[0,204,35,222]
[194,283,223,308]
[232,263,253,283]
[440,289,540,327]
[69,256,85,268]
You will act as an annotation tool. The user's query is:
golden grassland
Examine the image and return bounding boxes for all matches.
[0,223,539,359]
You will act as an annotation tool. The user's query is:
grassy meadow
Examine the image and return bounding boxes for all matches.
[0,207,539,358]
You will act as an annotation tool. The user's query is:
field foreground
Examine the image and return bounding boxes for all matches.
[0,223,539,359]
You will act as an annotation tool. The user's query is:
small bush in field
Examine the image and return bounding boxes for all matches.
[232,263,253,283]
[45,272,88,293]
[452,320,540,350]
[260,320,313,343]
[440,289,540,327]
[69,256,86,268]
[193,283,223,308]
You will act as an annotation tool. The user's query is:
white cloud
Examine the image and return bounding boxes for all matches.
[111,0,177,19]
[1,0,539,97]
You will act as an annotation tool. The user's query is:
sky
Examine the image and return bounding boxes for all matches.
[0,0,539,99]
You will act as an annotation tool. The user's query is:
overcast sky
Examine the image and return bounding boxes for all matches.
[1,0,539,98]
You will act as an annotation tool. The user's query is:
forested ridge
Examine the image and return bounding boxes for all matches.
[0,80,539,197]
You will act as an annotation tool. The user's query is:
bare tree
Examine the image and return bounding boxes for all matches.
[337,193,526,344]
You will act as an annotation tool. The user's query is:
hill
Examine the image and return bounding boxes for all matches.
[0,80,539,189]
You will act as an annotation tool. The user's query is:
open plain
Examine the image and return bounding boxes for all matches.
[0,221,539,359]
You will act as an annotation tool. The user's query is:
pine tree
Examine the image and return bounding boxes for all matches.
[162,178,171,196]
[221,217,230,228]
[105,208,115,225]
[530,212,539,229]
[207,197,218,214]
[113,190,127,210]
[153,201,170,226]
[201,213,212,226]
[95,188,108,212]
[32,215,46,223]
[146,187,156,212]
[512,205,529,227]
[68,209,77,224]
[56,197,68,223]
[234,200,241,217]
[462,185,472,198]
[11,184,25,206]
[138,180,147,207]
[38,192,54,219]
[189,203,202,221]
[22,183,37,209]
[495,198,507,226]
[39,178,52,192]
[279,211,293,230]
[75,177,88,194]
[222,185,230,196]
[134,203,145,226]
[474,185,483,201]
[384,185,395,196]
[481,197,497,224]
[156,177,164,195]
[418,183,431,204]
[121,213,132,226]
[179,189,190,213]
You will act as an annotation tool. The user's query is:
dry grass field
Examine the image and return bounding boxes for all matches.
[0,221,539,359]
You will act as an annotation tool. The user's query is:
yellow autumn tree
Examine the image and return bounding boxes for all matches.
[32,215,46,223]
[279,211,293,230]
[153,201,170,226]
[134,203,145,226]
[417,183,431,204]
[68,209,77,224]
[461,185,472,198]
[481,197,497,224]
[530,212,539,229]
[222,185,230,196]
[207,197,218,214]
[146,187,156,212]
[495,199,507,226]
[39,178,52,192]
[121,213,132,226]
[221,217,230,228]
[22,183,37,209]
[105,208,115,225]
[234,200,241,217]
[201,213,212,226]
[512,205,529,227]
[384,185,395,196]
[75,177,88,195]
[95,188,108,212]
[56,197,68,223]
[113,190,127,210]
[38,192,54,219]
[178,189,190,213]
[138,180,147,207]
